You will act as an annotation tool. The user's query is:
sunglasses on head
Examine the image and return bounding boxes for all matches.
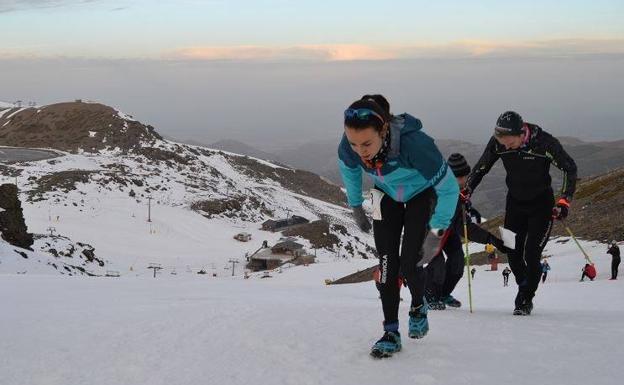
[344,108,385,124]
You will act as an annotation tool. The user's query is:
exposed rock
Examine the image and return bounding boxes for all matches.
[0,184,34,249]
[282,220,340,250]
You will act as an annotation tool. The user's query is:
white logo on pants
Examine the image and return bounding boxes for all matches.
[380,254,388,283]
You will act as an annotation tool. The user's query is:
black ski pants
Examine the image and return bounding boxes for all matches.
[441,233,464,297]
[504,189,554,299]
[613,257,621,279]
[374,187,435,324]
[424,234,464,299]
[425,254,446,298]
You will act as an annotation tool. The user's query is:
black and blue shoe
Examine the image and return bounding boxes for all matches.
[425,290,446,310]
[408,303,429,339]
[441,295,462,308]
[370,331,402,358]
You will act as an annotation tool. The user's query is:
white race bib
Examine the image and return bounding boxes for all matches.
[370,189,385,221]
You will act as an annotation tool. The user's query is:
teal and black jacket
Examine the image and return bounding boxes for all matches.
[338,113,459,230]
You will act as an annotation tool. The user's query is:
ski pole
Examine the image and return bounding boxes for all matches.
[461,204,474,313]
[562,220,594,264]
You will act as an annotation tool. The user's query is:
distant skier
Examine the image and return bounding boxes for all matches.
[465,111,577,315]
[607,241,620,280]
[580,263,596,282]
[502,267,511,287]
[425,153,511,310]
[338,94,458,358]
[470,267,476,279]
[541,259,551,283]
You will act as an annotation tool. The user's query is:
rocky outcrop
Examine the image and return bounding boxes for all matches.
[0,184,34,249]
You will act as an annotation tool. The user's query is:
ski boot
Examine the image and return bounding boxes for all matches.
[370,328,402,358]
[408,303,429,339]
[441,294,462,308]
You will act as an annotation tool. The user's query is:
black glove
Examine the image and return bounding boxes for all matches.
[352,206,372,233]
[420,228,448,266]
[552,197,570,220]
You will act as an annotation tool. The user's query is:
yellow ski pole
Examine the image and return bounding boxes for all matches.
[562,220,593,264]
[461,204,474,313]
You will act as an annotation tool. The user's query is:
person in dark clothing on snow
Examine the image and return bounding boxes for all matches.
[338,94,458,358]
[470,267,476,279]
[425,153,511,310]
[502,267,511,287]
[465,111,577,316]
[607,241,620,280]
[541,259,551,283]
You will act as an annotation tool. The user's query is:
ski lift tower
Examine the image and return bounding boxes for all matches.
[148,263,162,278]
[228,258,240,276]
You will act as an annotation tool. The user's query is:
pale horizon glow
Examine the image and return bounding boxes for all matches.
[1,0,623,60]
[1,0,623,149]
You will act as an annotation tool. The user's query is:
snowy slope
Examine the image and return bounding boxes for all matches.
[0,237,621,385]
[1,108,372,275]
[0,235,107,275]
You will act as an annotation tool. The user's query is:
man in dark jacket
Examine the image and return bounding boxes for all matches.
[465,111,577,315]
[425,153,511,309]
[607,241,621,280]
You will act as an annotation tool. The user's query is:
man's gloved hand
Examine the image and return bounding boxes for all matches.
[352,205,372,233]
[552,197,570,220]
[460,186,472,204]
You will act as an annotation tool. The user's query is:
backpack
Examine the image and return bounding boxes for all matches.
[585,264,597,279]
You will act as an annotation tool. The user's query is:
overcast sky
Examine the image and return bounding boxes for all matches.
[1,0,623,150]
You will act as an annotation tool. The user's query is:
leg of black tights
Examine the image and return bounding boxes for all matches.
[401,188,436,308]
[523,195,554,298]
[373,195,405,324]
[504,195,529,288]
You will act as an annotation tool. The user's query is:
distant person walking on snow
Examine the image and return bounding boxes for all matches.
[338,94,458,358]
[580,264,596,282]
[541,259,551,283]
[470,268,476,279]
[502,267,511,287]
[464,111,577,315]
[607,241,620,280]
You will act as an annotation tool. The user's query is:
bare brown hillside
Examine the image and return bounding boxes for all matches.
[481,167,624,242]
[0,101,161,153]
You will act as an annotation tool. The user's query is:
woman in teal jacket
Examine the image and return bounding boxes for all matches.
[338,94,458,358]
